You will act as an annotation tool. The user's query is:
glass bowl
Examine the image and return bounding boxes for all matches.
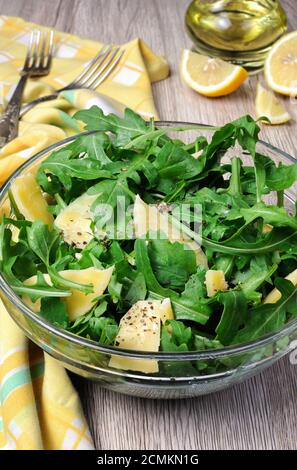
[0,122,297,399]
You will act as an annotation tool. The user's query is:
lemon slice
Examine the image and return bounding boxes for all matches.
[255,83,291,125]
[180,49,248,97]
[10,173,53,227]
[265,31,297,96]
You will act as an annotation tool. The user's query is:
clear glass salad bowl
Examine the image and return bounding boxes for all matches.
[0,122,297,399]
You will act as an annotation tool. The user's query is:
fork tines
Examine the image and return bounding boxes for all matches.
[23,30,54,75]
[69,45,124,90]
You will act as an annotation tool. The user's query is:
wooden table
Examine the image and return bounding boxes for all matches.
[1,0,297,450]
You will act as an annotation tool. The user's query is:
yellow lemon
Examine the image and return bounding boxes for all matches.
[255,83,291,125]
[180,49,248,97]
[265,30,297,96]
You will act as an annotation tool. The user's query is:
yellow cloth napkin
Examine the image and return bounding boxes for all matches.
[0,15,169,450]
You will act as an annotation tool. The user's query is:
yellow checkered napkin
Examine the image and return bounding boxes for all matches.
[0,15,169,450]
[0,301,94,450]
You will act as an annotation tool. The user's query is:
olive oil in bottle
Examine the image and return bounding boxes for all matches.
[185,0,287,72]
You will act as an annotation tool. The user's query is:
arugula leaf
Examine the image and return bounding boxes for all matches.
[160,322,197,375]
[68,239,104,270]
[12,271,70,301]
[135,239,211,324]
[37,149,112,190]
[166,197,297,256]
[240,203,297,231]
[70,133,112,165]
[238,258,278,301]
[27,221,59,265]
[201,115,260,171]
[185,187,248,241]
[266,162,297,191]
[232,115,260,157]
[88,179,133,208]
[181,266,208,299]
[147,239,196,290]
[105,152,158,187]
[232,278,297,344]
[0,225,19,276]
[75,105,215,151]
[215,290,248,345]
[161,320,193,350]
[74,106,147,147]
[153,142,203,191]
[135,239,173,297]
[228,157,242,195]
[8,189,25,220]
[214,255,235,278]
[194,334,225,370]
[40,297,69,327]
[171,297,211,324]
[108,274,123,304]
[125,272,146,304]
[26,221,93,294]
[194,334,223,350]
[47,267,93,294]
[203,228,297,255]
[88,316,118,344]
[254,153,266,202]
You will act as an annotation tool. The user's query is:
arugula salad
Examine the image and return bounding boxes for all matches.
[1,106,297,373]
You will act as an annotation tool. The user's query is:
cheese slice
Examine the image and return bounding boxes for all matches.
[10,173,53,227]
[205,270,228,297]
[109,298,173,374]
[159,297,174,323]
[264,268,297,304]
[23,266,113,321]
[55,192,98,248]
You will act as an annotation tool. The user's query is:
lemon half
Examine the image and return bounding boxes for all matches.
[265,31,297,96]
[180,49,248,97]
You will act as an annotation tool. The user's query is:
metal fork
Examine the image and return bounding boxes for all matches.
[0,30,54,148]
[20,45,125,117]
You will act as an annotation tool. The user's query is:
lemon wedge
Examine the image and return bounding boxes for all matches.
[265,31,297,96]
[180,49,248,97]
[255,83,291,125]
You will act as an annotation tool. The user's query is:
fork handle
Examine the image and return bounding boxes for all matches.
[0,75,28,148]
[20,93,59,117]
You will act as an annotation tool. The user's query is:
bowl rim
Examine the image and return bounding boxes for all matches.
[1,121,297,361]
